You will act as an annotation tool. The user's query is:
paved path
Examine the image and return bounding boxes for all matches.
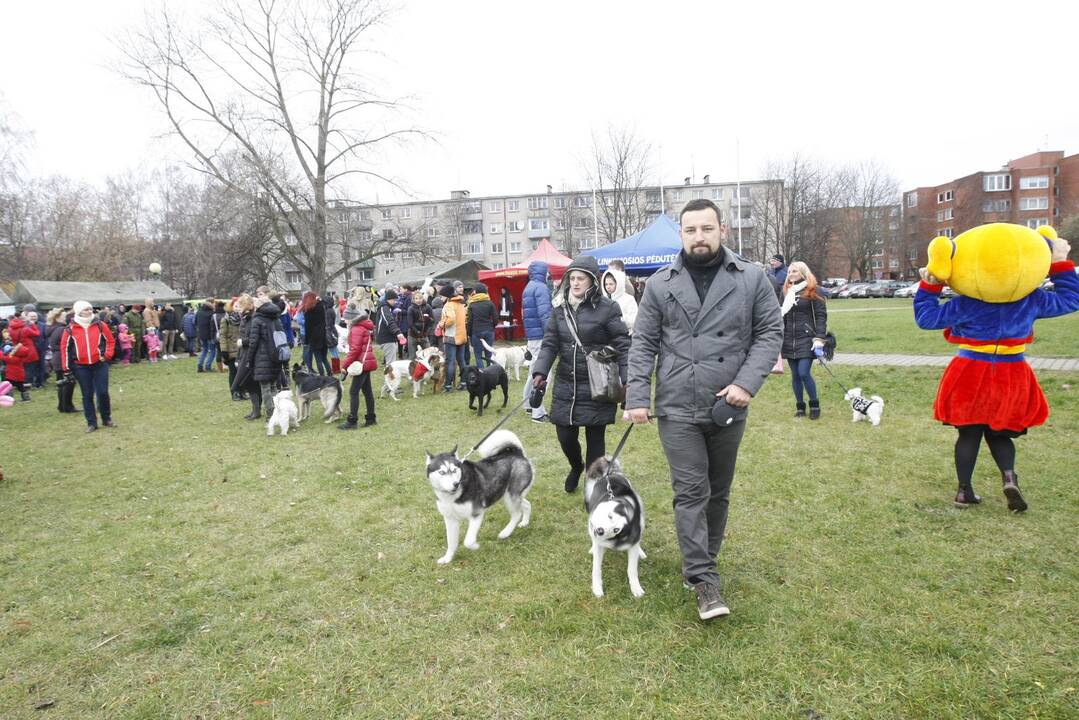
[830,353,1079,372]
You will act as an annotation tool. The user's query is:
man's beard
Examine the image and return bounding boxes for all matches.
[684,244,722,265]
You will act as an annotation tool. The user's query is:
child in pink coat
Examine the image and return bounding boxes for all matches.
[143,327,161,363]
[117,323,134,365]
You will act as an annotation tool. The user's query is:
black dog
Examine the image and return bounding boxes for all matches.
[463,364,509,417]
[290,363,343,423]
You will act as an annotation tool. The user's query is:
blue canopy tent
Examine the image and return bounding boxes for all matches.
[583,214,682,274]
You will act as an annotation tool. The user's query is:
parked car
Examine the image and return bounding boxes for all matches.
[879,280,910,297]
[863,282,889,298]
[821,277,848,288]
[839,283,869,298]
[893,282,920,298]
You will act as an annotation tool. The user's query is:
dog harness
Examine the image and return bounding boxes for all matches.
[851,395,877,416]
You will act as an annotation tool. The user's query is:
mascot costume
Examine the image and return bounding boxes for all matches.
[915,223,1078,511]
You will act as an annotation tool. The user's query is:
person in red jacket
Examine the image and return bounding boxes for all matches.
[1,321,36,401]
[338,305,378,430]
[5,315,40,403]
[60,300,117,432]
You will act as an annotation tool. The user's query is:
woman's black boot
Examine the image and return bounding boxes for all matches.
[244,394,262,420]
[809,400,820,420]
[564,466,583,493]
[362,414,377,427]
[795,402,806,418]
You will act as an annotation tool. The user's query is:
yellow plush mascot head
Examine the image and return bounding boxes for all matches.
[925,222,1053,303]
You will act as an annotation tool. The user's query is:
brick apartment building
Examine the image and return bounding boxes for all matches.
[900,150,1079,276]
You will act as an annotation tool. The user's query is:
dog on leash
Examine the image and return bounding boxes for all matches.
[267,390,299,436]
[480,338,530,381]
[584,456,646,598]
[463,364,509,416]
[291,364,343,423]
[845,387,885,427]
[425,429,534,564]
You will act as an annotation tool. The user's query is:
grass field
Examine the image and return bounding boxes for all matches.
[826,298,1079,357]
[2,345,1078,719]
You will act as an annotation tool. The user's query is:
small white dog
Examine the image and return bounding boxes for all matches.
[267,390,299,436]
[480,338,530,381]
[845,387,885,427]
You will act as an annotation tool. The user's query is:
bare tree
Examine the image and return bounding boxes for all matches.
[122,0,425,292]
[552,188,587,258]
[833,162,900,281]
[584,126,651,245]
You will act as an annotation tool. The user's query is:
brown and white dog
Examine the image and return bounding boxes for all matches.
[382,346,444,399]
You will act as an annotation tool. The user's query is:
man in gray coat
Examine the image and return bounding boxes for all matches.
[625,198,781,621]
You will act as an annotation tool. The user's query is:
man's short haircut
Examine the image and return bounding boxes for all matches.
[679,198,723,224]
[608,259,625,270]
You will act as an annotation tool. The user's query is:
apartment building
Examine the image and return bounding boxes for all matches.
[271,178,778,293]
[900,150,1079,275]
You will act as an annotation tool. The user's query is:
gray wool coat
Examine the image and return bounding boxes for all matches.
[626,248,782,423]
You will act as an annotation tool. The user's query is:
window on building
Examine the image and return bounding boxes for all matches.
[982,199,1011,212]
[554,197,566,209]
[489,223,503,234]
[488,200,502,213]
[984,174,1011,192]
[491,242,503,253]
[381,208,392,220]
[461,203,481,214]
[936,190,954,203]
[286,271,303,284]
[645,190,660,204]
[1019,176,1049,189]
[712,188,724,200]
[507,220,523,232]
[462,220,481,234]
[423,206,437,219]
[906,192,918,208]
[871,260,883,269]
[357,229,372,242]
[510,241,522,252]
[401,251,415,261]
[672,190,683,201]
[507,200,520,212]
[940,228,953,238]
[425,227,439,238]
[574,196,590,208]
[889,258,900,268]
[1025,218,1049,229]
[694,190,704,200]
[1018,196,1049,210]
[527,197,548,210]
[465,242,483,255]
[936,208,954,221]
[555,218,566,230]
[739,186,751,199]
[529,218,549,231]
[381,229,394,241]
[573,217,590,230]
[873,244,884,257]
[908,249,918,260]
[579,237,595,250]
[399,207,411,219]
[739,206,751,220]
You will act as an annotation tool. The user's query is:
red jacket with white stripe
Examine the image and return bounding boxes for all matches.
[60,321,115,371]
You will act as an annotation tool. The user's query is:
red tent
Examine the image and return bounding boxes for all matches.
[477,240,572,341]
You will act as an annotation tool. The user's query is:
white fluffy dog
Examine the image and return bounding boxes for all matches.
[844,387,885,427]
[480,338,530,381]
[267,390,299,436]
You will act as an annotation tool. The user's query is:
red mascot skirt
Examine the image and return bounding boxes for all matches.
[934,353,1047,433]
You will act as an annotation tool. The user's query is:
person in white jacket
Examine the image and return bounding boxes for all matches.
[601,267,638,334]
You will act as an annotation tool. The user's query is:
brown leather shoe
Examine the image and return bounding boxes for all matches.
[953,487,982,508]
[1002,471,1027,512]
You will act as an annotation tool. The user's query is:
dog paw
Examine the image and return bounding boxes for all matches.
[436,554,454,565]
[631,584,645,598]
[464,541,480,551]
[592,586,604,598]
[497,528,513,540]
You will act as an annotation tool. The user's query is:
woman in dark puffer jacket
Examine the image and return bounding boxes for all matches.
[530,255,631,493]
[779,261,828,419]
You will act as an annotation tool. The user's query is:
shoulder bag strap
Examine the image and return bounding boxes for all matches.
[562,306,585,351]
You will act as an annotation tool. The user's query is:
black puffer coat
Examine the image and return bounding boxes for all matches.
[195,304,215,342]
[781,292,827,360]
[234,302,287,386]
[304,299,328,350]
[531,255,631,427]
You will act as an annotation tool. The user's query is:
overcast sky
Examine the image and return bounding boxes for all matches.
[2,0,1077,203]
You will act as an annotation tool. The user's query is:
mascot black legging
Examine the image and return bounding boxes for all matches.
[954,424,1016,490]
[555,424,607,472]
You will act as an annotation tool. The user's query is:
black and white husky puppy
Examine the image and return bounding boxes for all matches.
[425,429,534,565]
[584,456,645,598]
[291,363,343,423]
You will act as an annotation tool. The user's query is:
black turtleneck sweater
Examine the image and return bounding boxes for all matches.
[681,248,726,303]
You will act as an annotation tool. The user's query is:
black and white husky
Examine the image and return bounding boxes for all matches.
[291,364,343,423]
[584,457,645,598]
[425,430,534,564]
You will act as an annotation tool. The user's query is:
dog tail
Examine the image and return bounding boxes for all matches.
[872,396,884,406]
[481,337,497,354]
[325,383,343,420]
[476,429,523,458]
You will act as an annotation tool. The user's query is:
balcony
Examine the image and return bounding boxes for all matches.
[527,227,551,240]
[730,217,755,229]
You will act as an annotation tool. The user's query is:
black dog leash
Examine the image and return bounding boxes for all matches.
[601,423,637,499]
[815,357,852,397]
[460,397,530,459]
